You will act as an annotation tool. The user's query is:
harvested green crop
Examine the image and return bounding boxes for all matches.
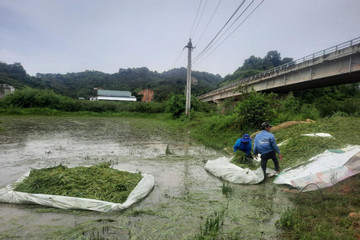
[230,151,259,170]
[14,162,142,203]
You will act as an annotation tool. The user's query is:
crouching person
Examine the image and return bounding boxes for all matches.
[233,133,253,164]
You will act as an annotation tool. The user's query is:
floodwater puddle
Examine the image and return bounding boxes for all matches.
[0,116,292,239]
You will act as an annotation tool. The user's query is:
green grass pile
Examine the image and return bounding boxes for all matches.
[14,162,142,203]
[266,116,360,170]
[230,151,259,170]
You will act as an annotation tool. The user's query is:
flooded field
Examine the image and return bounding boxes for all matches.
[0,116,292,239]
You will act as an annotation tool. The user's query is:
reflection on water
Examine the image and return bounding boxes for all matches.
[0,116,292,239]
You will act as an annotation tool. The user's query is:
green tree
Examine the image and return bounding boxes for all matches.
[234,91,278,130]
[264,50,282,68]
[220,51,292,87]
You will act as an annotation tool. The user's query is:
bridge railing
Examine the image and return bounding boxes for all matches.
[199,36,360,98]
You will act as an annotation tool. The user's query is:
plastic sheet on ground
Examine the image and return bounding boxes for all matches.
[274,145,360,192]
[0,170,155,212]
[301,133,334,138]
[205,156,266,184]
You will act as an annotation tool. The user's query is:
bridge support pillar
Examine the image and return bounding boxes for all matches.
[214,99,222,105]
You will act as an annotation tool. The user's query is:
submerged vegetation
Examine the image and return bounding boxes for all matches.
[196,209,226,240]
[14,162,142,203]
[221,182,233,197]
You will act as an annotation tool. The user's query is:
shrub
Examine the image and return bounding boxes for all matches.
[4,87,72,109]
[339,97,360,116]
[129,102,165,113]
[314,95,339,117]
[299,104,321,120]
[233,91,278,130]
[165,94,186,117]
[281,92,300,114]
[3,88,166,114]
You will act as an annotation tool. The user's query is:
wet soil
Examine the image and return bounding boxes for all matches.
[0,116,292,239]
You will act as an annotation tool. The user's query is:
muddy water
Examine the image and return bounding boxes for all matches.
[0,116,292,239]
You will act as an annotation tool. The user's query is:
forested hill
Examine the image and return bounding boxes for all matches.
[0,62,222,101]
[218,50,293,87]
[0,62,43,89]
[1,50,294,101]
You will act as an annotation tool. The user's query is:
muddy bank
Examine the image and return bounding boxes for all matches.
[0,116,291,239]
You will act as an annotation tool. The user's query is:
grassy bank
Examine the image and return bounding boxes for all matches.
[190,114,360,239]
[277,174,360,240]
[191,115,360,166]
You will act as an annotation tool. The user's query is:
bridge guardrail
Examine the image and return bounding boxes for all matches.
[199,36,360,99]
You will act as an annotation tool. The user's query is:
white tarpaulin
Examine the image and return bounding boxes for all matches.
[301,133,334,138]
[0,171,155,212]
[205,156,269,184]
[274,145,360,191]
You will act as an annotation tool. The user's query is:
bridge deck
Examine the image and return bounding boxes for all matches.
[198,37,360,102]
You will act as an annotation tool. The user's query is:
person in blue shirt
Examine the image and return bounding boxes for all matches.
[253,122,283,178]
[233,133,252,159]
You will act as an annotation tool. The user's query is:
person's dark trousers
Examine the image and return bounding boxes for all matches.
[260,151,279,178]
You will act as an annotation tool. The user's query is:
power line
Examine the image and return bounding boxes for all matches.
[173,0,207,69]
[193,0,246,62]
[192,0,209,41]
[194,0,264,66]
[194,0,255,64]
[189,0,203,38]
[171,48,186,69]
[194,0,222,47]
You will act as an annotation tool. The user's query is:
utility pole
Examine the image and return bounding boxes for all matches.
[185,39,194,116]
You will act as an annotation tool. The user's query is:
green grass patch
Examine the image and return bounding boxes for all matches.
[221,182,233,197]
[190,114,238,151]
[196,209,226,240]
[14,162,142,203]
[277,175,360,240]
[0,107,169,118]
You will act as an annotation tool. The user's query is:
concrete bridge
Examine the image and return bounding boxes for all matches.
[198,37,360,103]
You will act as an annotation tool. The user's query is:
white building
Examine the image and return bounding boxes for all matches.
[0,84,15,98]
[92,89,136,102]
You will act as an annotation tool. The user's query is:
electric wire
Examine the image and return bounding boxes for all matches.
[192,0,246,62]
[171,48,186,69]
[193,0,254,64]
[194,0,264,66]
[192,0,209,41]
[189,0,203,38]
[174,0,205,69]
[194,0,222,47]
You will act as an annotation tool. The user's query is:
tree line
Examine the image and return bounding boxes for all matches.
[0,62,222,102]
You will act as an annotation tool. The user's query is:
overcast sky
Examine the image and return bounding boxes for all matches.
[1,0,360,77]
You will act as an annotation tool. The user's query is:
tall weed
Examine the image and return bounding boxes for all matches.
[196,209,226,240]
[233,91,278,130]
